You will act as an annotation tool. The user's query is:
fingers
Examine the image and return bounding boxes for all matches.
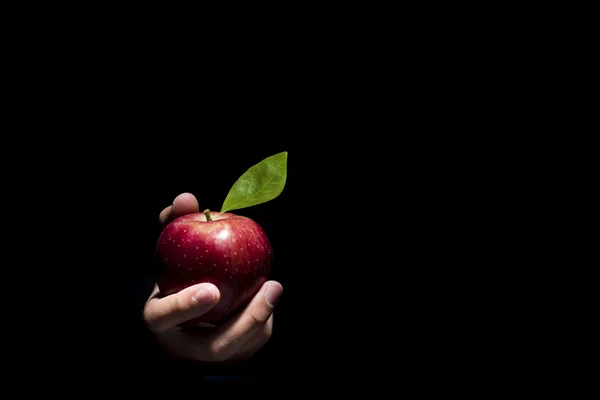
[143,283,220,333]
[206,280,283,361]
[159,192,199,225]
[233,314,274,361]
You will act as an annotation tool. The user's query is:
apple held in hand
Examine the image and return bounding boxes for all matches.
[156,209,274,323]
[155,151,288,324]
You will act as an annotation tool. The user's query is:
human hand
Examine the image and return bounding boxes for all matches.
[142,193,283,363]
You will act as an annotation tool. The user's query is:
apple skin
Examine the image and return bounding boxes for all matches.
[154,210,273,324]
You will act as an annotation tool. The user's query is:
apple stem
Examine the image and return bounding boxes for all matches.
[204,209,213,222]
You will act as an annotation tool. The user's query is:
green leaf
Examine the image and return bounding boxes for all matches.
[220,151,288,214]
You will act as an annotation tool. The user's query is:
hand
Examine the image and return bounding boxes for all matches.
[142,192,283,363]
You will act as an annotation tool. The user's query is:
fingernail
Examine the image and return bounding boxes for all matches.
[265,281,283,306]
[192,286,215,304]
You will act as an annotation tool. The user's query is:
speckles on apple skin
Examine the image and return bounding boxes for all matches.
[155,212,274,323]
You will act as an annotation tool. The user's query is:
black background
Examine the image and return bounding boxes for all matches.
[2,4,569,391]
[5,29,512,390]
[14,85,474,387]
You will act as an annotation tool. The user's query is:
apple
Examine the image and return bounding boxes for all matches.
[155,209,273,324]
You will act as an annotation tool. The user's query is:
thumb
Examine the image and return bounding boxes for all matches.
[143,283,220,333]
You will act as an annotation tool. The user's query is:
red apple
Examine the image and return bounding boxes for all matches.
[155,209,273,324]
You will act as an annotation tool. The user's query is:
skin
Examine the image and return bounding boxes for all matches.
[142,192,284,363]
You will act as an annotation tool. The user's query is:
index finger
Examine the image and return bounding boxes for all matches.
[143,283,220,332]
